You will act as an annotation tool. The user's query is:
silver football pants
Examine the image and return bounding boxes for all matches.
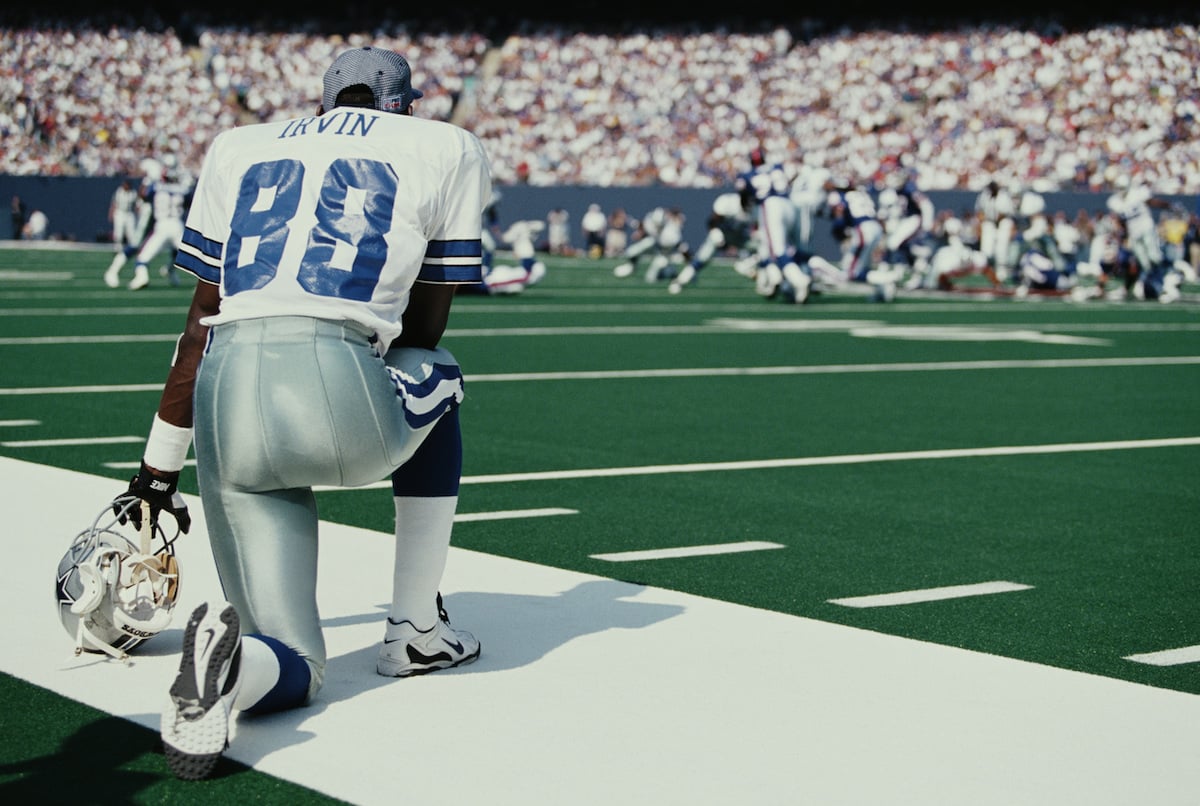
[192,315,463,699]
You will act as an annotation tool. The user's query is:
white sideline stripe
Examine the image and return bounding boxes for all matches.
[591,540,785,562]
[0,419,39,426]
[0,435,143,447]
[5,458,1200,805]
[3,355,1199,395]
[829,581,1034,608]
[454,507,578,522]
[1124,646,1200,667]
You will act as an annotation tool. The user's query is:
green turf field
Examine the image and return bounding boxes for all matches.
[2,244,1198,801]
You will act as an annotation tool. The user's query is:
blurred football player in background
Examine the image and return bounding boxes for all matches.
[580,202,607,258]
[668,190,758,294]
[612,206,687,282]
[104,158,162,288]
[465,218,546,294]
[974,179,1017,281]
[108,179,139,254]
[127,157,193,290]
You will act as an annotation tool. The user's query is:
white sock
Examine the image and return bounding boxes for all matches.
[233,635,280,711]
[389,496,458,631]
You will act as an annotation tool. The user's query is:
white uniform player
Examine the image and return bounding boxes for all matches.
[668,191,758,294]
[128,175,192,289]
[468,219,546,294]
[103,161,161,288]
[975,180,1016,280]
[788,154,832,252]
[612,206,686,282]
[1107,181,1193,302]
[109,180,139,251]
[118,46,490,781]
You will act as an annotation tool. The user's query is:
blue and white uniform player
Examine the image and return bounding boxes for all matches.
[738,148,801,299]
[116,46,490,780]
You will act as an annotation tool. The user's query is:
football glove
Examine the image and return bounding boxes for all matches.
[113,461,191,534]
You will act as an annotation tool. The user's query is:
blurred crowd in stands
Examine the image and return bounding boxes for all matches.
[1,11,1197,193]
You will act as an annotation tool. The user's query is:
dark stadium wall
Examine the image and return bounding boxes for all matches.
[1,176,133,243]
[1,176,1193,261]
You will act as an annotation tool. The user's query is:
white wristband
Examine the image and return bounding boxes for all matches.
[143,414,193,473]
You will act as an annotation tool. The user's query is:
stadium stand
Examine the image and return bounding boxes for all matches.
[1,4,1197,193]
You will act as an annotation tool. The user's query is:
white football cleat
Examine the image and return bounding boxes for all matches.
[377,594,480,678]
[162,601,242,781]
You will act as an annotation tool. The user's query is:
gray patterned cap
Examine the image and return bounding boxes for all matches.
[322,46,424,113]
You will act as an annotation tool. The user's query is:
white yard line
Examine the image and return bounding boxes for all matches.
[94,433,1200,485]
[828,581,1035,608]
[0,435,143,447]
[590,540,785,562]
[1124,646,1200,667]
[3,355,1199,394]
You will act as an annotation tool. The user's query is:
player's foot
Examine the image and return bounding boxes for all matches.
[668,264,696,294]
[781,262,810,304]
[1159,274,1181,304]
[755,263,782,298]
[162,601,242,780]
[526,261,546,286]
[377,594,480,677]
[129,266,150,290]
[613,262,634,278]
[103,269,120,288]
[733,257,758,280]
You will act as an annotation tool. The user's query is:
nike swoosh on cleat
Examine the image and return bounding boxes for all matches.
[406,646,452,665]
[443,637,464,654]
[201,628,216,657]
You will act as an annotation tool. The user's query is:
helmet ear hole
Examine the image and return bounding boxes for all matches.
[160,551,181,602]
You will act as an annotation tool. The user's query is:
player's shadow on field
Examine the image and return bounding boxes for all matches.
[226,580,683,766]
[332,578,686,682]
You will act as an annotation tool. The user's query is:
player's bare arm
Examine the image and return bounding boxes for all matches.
[396,281,455,349]
[147,279,219,471]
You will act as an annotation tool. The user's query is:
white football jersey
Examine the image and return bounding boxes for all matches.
[175,108,492,351]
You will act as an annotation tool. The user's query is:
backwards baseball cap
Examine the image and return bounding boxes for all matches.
[322,46,424,114]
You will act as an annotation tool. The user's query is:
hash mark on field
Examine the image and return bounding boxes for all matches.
[1123,645,1200,666]
[590,541,785,562]
[453,507,578,523]
[0,420,39,427]
[829,580,1034,608]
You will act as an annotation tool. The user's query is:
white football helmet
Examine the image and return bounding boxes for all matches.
[55,496,181,660]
